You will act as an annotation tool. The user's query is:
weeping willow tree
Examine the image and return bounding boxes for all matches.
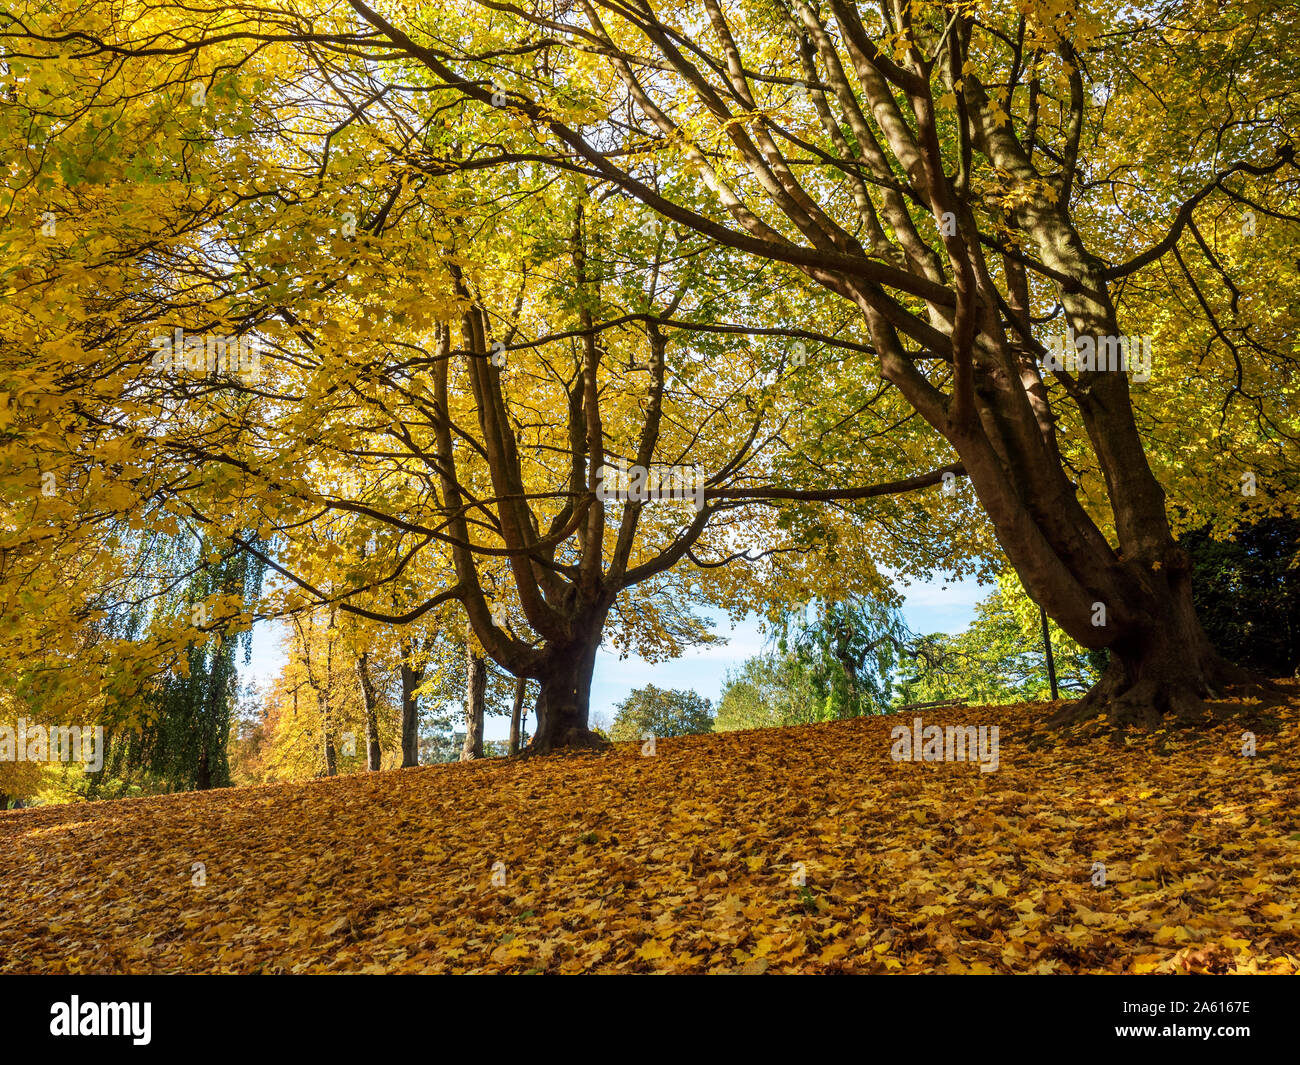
[779,596,914,718]
[716,596,911,730]
[96,533,266,794]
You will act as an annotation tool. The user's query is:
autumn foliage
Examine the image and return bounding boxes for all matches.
[2,691,1297,975]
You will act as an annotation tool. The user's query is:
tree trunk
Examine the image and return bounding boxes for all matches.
[526,639,609,755]
[1044,557,1257,728]
[508,675,527,756]
[356,651,382,771]
[846,201,1254,729]
[962,117,1264,726]
[195,639,225,790]
[399,640,422,768]
[461,645,486,761]
[322,693,337,777]
[195,662,214,789]
[938,399,1244,728]
[1039,605,1059,701]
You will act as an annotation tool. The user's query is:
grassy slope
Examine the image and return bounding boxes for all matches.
[2,694,1298,974]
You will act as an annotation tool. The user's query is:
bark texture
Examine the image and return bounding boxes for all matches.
[461,645,486,761]
[399,639,423,768]
[356,651,382,771]
[525,640,609,756]
[508,675,527,756]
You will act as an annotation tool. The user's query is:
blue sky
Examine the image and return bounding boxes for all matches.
[241,573,991,743]
[584,573,987,734]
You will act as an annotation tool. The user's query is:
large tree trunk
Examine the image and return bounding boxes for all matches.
[356,652,382,771]
[508,675,527,756]
[917,358,1243,728]
[461,645,486,761]
[399,639,422,768]
[526,639,609,755]
[950,106,1262,727]
[1044,553,1255,728]
[840,151,1252,729]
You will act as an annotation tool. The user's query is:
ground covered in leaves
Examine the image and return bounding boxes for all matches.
[3,693,1299,974]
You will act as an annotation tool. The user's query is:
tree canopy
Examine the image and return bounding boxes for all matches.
[1,0,1297,780]
[609,684,714,741]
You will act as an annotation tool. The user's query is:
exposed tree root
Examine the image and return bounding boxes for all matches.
[1048,653,1292,731]
[519,727,612,758]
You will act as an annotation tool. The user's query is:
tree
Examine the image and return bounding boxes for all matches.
[896,574,1103,706]
[331,0,1300,726]
[461,641,487,761]
[778,596,911,717]
[355,650,383,771]
[100,532,266,792]
[1184,516,1300,678]
[714,653,823,732]
[253,610,400,780]
[5,0,1297,756]
[398,635,434,768]
[508,676,530,756]
[713,595,914,729]
[609,685,714,741]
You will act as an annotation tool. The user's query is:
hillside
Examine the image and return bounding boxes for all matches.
[2,696,1298,975]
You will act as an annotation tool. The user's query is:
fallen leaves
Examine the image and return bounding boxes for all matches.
[1,695,1298,974]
